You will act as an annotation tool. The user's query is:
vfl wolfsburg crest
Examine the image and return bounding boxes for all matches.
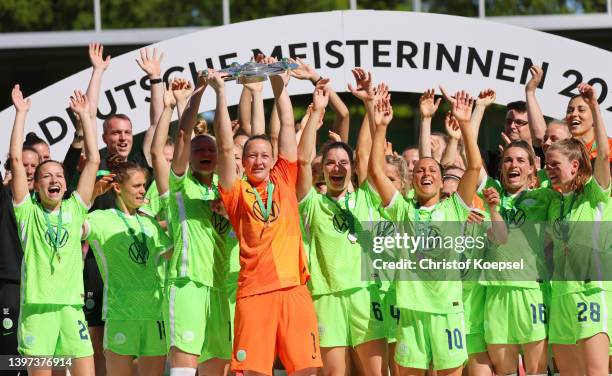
[44,226,69,248]
[128,241,149,264]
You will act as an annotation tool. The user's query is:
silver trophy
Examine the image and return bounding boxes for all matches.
[218,58,298,84]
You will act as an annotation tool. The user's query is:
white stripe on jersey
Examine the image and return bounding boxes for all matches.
[176,192,189,278]
[91,240,109,321]
[169,285,177,348]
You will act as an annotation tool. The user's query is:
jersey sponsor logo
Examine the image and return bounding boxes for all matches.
[128,242,149,265]
[114,332,126,345]
[332,212,351,233]
[212,212,230,235]
[502,207,527,228]
[374,221,396,237]
[44,226,69,248]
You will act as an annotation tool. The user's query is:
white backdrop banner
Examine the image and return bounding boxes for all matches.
[2,10,612,165]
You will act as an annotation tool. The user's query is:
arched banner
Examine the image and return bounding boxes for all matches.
[2,9,612,166]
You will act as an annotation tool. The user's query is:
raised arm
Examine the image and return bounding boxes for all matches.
[150,83,177,196]
[136,48,165,167]
[270,69,297,161]
[483,187,508,245]
[440,112,461,168]
[525,66,546,146]
[243,82,265,136]
[72,91,100,206]
[451,91,482,205]
[86,43,110,121]
[470,89,496,138]
[348,68,377,185]
[209,72,237,190]
[9,85,31,203]
[368,96,397,206]
[297,81,329,200]
[172,71,206,176]
[579,83,611,188]
[238,87,253,135]
[173,78,192,120]
[418,89,441,158]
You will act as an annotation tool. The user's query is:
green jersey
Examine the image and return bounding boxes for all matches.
[14,192,88,305]
[85,209,172,320]
[537,169,551,189]
[548,177,612,296]
[167,170,231,287]
[224,229,240,291]
[299,182,384,295]
[141,180,168,221]
[480,177,556,288]
[385,192,471,314]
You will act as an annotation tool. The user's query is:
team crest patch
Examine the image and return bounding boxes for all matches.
[236,349,247,362]
[2,318,13,330]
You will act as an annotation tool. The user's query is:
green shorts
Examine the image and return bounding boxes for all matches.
[395,309,467,371]
[466,333,487,356]
[381,287,400,343]
[484,286,547,344]
[104,319,166,356]
[549,289,611,345]
[18,304,93,358]
[313,286,385,348]
[462,282,485,335]
[163,281,231,361]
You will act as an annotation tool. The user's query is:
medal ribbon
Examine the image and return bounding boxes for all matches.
[116,209,148,259]
[251,180,275,224]
[42,203,63,261]
[324,191,356,237]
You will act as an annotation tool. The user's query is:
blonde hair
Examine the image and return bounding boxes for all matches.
[547,138,591,193]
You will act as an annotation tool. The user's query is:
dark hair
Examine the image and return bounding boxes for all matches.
[110,161,149,186]
[415,156,443,173]
[320,141,355,168]
[242,134,272,158]
[165,138,175,147]
[34,160,64,181]
[102,114,132,133]
[23,132,47,148]
[234,128,249,138]
[547,138,592,194]
[507,101,527,113]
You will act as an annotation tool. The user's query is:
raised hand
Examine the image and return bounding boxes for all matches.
[300,103,314,129]
[483,187,500,210]
[171,78,193,104]
[526,66,543,93]
[69,90,90,116]
[289,58,318,81]
[578,82,598,108]
[475,89,496,107]
[328,130,341,142]
[439,85,456,107]
[92,174,115,200]
[163,83,177,109]
[444,111,461,140]
[419,88,441,119]
[450,90,474,124]
[467,210,485,225]
[11,84,31,113]
[89,43,111,71]
[374,83,390,104]
[136,48,164,78]
[206,71,226,92]
[497,132,512,154]
[244,81,264,93]
[347,68,374,102]
[375,97,393,127]
[312,79,330,110]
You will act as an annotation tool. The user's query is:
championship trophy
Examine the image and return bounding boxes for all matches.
[217,58,298,84]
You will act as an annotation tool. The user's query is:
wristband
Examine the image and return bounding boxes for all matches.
[311,77,324,86]
[150,78,163,85]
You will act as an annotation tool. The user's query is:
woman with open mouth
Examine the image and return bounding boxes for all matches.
[545,83,611,376]
[369,89,484,375]
[9,86,99,375]
[83,161,172,376]
[296,70,389,375]
[478,139,558,376]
